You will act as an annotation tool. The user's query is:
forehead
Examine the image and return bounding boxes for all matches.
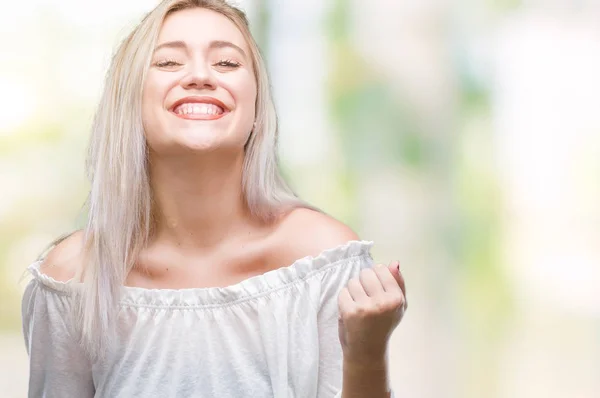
[158,8,248,52]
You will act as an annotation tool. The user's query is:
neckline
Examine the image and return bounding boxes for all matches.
[27,240,374,308]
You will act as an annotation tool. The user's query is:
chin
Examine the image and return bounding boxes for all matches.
[179,135,223,152]
[179,131,247,155]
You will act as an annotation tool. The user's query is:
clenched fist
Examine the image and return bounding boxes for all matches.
[337,261,407,364]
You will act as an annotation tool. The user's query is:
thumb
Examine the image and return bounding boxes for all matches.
[388,260,406,298]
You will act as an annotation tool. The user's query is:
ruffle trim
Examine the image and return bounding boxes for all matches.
[27,240,374,308]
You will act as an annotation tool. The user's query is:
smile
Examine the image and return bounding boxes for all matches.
[169,96,230,121]
[172,103,226,120]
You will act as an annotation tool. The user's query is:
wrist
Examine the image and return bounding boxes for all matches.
[343,354,388,371]
[342,355,392,398]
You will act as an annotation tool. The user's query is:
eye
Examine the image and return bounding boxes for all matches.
[215,59,241,68]
[154,60,181,68]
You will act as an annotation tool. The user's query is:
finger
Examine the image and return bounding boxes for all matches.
[359,267,385,297]
[373,263,402,293]
[388,261,407,299]
[346,277,369,301]
[337,287,355,312]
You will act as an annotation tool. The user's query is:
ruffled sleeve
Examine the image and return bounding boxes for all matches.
[21,266,95,397]
[315,243,396,398]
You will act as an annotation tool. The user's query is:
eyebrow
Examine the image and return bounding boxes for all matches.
[153,40,247,58]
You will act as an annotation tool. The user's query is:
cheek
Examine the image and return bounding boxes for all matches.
[231,75,257,121]
[142,74,162,113]
[141,73,169,135]
[245,75,258,107]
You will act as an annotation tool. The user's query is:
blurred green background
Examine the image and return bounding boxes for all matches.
[1,1,599,397]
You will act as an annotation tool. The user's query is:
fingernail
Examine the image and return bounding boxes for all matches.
[396,261,400,271]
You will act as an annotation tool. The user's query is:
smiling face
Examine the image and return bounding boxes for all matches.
[142,7,257,156]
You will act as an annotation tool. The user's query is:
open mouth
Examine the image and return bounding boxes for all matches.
[174,103,224,116]
[169,96,230,120]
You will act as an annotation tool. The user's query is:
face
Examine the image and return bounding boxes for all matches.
[142,8,257,156]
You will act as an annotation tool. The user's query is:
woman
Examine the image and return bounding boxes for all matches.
[21,1,407,397]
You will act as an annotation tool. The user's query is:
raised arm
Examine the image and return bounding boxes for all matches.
[316,251,399,398]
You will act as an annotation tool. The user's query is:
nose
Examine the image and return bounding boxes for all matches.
[180,61,217,90]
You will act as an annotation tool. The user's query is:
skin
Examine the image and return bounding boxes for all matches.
[139,7,260,258]
[40,7,408,397]
[340,261,406,398]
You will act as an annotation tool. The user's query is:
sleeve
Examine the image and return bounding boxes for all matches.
[21,280,95,398]
[316,252,396,398]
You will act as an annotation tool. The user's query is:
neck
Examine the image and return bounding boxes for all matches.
[148,149,256,251]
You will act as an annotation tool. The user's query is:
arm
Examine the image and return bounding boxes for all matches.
[337,259,406,398]
[316,251,396,398]
[22,251,95,398]
[342,357,392,398]
[276,208,399,397]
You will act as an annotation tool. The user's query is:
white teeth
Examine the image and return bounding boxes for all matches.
[174,103,224,115]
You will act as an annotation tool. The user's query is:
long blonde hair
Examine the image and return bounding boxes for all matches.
[48,0,317,358]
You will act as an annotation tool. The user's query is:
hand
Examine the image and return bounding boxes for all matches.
[337,260,407,364]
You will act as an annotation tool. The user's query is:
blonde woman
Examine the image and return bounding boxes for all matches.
[21,1,407,397]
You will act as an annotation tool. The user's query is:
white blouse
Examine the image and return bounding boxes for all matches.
[21,240,396,398]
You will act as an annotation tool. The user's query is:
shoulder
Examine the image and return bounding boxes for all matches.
[38,230,86,282]
[271,207,360,263]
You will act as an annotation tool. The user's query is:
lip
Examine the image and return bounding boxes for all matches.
[169,95,231,118]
